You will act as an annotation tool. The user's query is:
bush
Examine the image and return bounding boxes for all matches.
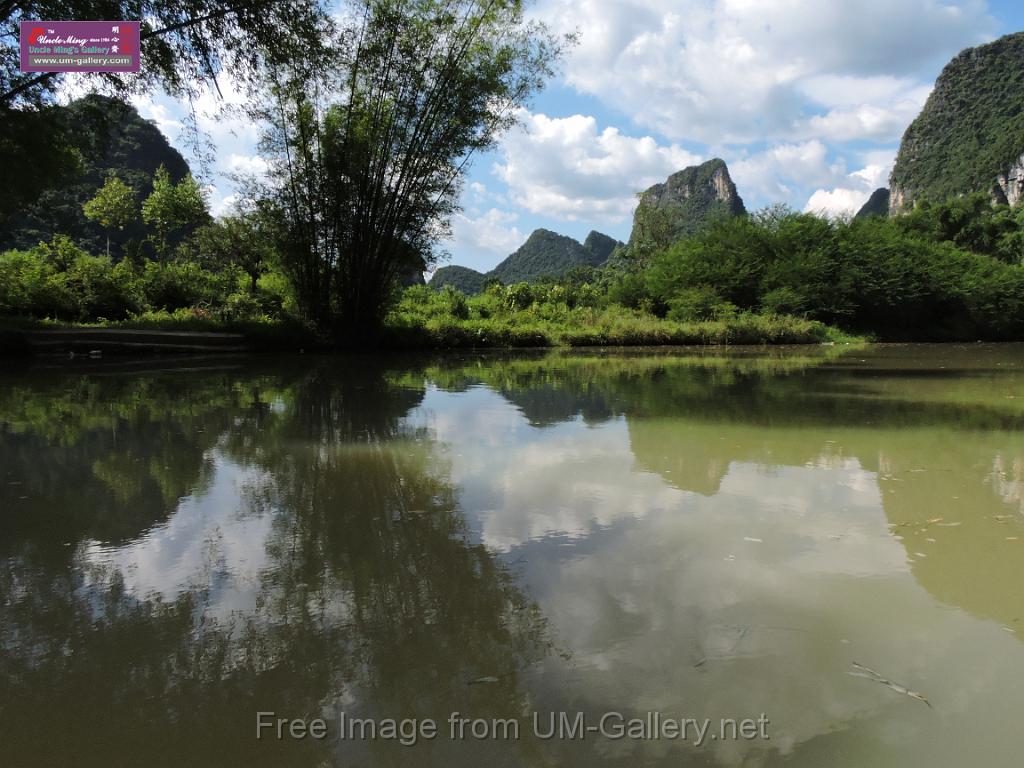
[64,254,144,320]
[666,286,736,322]
[0,248,60,317]
[641,204,1024,340]
[606,270,650,310]
[0,240,107,319]
[141,260,236,311]
[761,286,807,316]
[439,285,469,319]
[504,282,535,311]
[219,291,264,322]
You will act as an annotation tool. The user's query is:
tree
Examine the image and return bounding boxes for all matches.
[194,210,273,293]
[83,174,137,257]
[142,165,209,259]
[259,0,567,341]
[1,2,331,221]
[1,1,332,109]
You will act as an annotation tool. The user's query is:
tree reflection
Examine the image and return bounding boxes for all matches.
[0,359,550,767]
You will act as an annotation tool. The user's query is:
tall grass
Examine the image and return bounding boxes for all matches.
[383,285,857,348]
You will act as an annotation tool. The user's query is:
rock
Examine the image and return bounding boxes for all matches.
[629,158,746,246]
[430,228,623,293]
[889,32,1024,214]
[582,230,619,263]
[855,188,891,219]
[993,153,1024,208]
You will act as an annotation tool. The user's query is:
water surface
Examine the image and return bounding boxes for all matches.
[1,345,1023,767]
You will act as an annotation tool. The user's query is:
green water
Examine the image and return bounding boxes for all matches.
[1,345,1023,767]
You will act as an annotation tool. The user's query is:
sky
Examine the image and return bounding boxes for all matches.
[128,0,1024,275]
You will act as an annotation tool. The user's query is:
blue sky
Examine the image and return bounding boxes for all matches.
[128,0,1024,274]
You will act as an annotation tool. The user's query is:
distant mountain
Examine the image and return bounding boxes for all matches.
[889,32,1024,214]
[0,95,194,255]
[490,229,613,284]
[855,188,891,219]
[430,228,623,293]
[430,265,487,294]
[629,158,746,246]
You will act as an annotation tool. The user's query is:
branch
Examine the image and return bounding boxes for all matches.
[1,0,274,106]
[139,1,273,42]
[0,1,22,24]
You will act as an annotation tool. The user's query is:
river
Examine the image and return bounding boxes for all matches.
[1,344,1022,766]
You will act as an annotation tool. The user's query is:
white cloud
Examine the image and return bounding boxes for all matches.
[806,103,915,143]
[731,140,845,202]
[798,74,922,108]
[803,153,895,217]
[494,110,702,222]
[130,98,184,140]
[537,0,994,143]
[208,189,237,217]
[445,208,525,266]
[800,81,933,142]
[129,73,265,218]
[225,153,269,176]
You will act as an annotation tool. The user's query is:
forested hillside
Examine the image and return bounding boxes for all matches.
[0,95,194,256]
[890,32,1024,212]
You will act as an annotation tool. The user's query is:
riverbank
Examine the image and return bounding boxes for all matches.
[381,308,857,348]
[0,310,861,356]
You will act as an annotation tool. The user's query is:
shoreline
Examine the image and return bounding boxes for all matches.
[0,318,864,358]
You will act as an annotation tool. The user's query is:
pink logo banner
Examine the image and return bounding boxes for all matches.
[20,21,140,73]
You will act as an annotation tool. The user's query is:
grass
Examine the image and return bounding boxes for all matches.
[381,293,863,349]
[0,309,325,353]
[2,296,864,355]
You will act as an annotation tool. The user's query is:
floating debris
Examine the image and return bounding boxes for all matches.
[743,537,763,543]
[849,662,932,708]
[467,676,500,686]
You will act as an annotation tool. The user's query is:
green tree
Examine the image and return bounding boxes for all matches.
[142,166,208,260]
[260,0,567,341]
[1,2,332,109]
[194,210,273,293]
[1,2,331,222]
[83,174,137,257]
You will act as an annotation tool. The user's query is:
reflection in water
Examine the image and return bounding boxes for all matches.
[0,361,550,767]
[1,346,1024,767]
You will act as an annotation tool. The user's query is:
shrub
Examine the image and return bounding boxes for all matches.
[606,270,649,310]
[0,249,51,316]
[666,286,736,322]
[141,260,236,311]
[439,285,469,319]
[761,286,807,316]
[504,282,535,311]
[64,254,144,320]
